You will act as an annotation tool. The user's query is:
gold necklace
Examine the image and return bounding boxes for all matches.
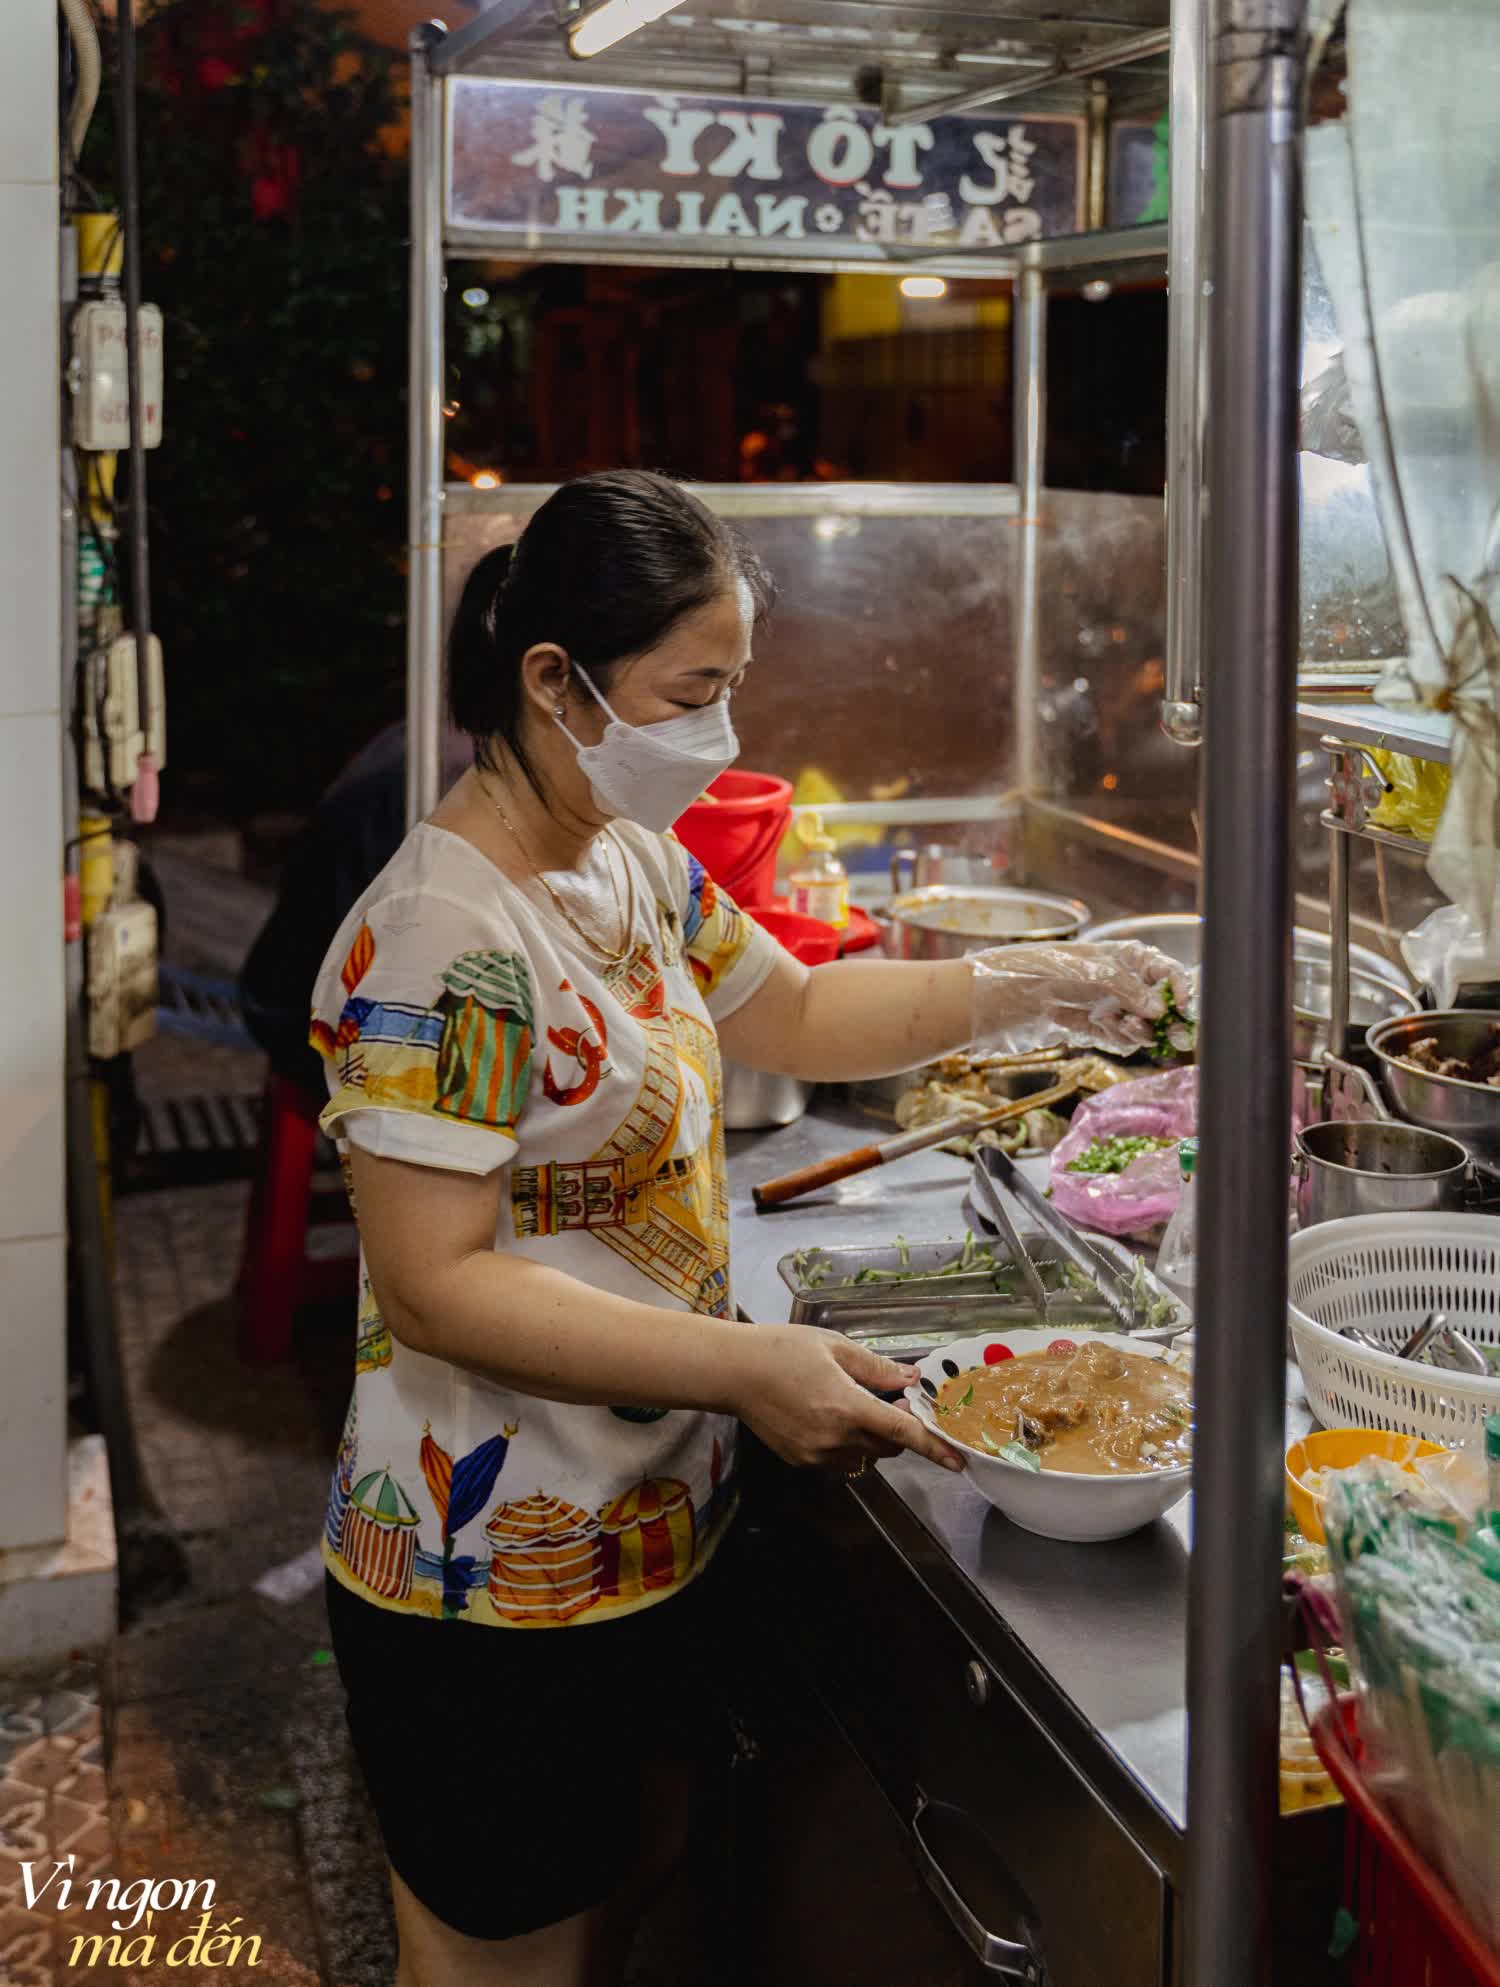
[479,776,636,966]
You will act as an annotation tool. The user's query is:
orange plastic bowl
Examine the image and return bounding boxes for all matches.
[1285,1427,1448,1544]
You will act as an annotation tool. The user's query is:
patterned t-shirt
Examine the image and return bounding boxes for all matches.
[310,818,780,1629]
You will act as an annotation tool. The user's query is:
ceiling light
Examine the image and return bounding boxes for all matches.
[1082,279,1112,303]
[462,286,489,308]
[471,471,500,490]
[899,275,947,300]
[569,0,688,59]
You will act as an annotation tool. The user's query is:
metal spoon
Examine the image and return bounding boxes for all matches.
[1428,1324,1491,1377]
[1339,1327,1386,1352]
[1395,1312,1445,1362]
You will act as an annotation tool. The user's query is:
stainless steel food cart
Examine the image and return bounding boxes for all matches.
[398,5,1351,1980]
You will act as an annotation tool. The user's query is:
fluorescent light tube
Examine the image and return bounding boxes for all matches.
[569,0,687,58]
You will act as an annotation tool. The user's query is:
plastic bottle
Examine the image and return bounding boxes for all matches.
[1278,1665,1339,1814]
[1155,1137,1198,1308]
[788,812,849,930]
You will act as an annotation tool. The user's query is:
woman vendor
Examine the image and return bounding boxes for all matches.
[313,470,1190,1987]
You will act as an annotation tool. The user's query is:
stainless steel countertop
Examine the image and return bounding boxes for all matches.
[727,1098,1313,1847]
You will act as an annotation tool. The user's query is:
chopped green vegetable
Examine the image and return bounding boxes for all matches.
[1151,984,1196,1063]
[955,1383,973,1409]
[1130,1255,1182,1331]
[1066,1134,1177,1176]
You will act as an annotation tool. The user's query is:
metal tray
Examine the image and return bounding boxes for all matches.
[784,1289,1156,1363]
[836,1062,1066,1122]
[780,1235,1067,1301]
[779,1235,1188,1361]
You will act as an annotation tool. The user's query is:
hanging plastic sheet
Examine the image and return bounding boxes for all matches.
[1305,0,1500,946]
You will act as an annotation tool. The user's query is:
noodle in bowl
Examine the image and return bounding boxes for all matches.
[905,1330,1193,1543]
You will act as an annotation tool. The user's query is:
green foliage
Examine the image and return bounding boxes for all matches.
[83,0,409,818]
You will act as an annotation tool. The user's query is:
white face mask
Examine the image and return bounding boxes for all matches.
[554,663,740,833]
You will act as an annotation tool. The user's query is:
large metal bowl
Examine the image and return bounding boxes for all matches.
[1082,912,1417,1062]
[875,884,1090,961]
[722,1059,811,1131]
[1366,1010,1500,1166]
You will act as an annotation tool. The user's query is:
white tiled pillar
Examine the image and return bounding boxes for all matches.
[0,0,67,1556]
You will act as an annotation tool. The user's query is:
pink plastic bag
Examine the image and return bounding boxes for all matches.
[1048,1067,1198,1241]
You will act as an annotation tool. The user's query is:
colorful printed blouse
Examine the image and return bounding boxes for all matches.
[310,819,780,1629]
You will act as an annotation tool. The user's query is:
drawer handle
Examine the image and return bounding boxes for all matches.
[911,1790,1047,1984]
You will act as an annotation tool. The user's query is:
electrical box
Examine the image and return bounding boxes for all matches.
[81,632,166,796]
[87,898,158,1058]
[70,300,164,450]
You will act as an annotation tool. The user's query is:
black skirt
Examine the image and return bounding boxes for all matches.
[323,1521,744,1941]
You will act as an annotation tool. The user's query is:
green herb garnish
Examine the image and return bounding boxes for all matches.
[955,1384,974,1409]
[976,1428,1043,1470]
[1066,1134,1177,1176]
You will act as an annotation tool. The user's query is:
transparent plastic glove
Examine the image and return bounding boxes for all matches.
[969,941,1197,1058]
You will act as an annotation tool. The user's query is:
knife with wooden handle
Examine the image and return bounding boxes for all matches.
[751,1072,1083,1212]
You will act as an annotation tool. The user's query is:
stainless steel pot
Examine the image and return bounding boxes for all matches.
[1294,1118,1469,1227]
[1082,912,1417,1062]
[722,1059,811,1131]
[875,885,1090,962]
[1366,1009,1500,1166]
[889,846,1003,895]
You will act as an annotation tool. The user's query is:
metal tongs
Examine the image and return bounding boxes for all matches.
[969,1145,1145,1336]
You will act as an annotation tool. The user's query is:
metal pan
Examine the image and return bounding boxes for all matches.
[874,885,1090,961]
[1366,1009,1500,1166]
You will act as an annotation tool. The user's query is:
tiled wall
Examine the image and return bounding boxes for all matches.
[0,0,65,1553]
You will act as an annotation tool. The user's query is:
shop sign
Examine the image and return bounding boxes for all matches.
[448,79,1084,261]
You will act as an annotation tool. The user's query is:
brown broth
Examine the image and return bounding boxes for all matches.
[935,1343,1192,1475]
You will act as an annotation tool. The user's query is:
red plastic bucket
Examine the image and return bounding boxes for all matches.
[674,770,793,907]
[747,906,841,966]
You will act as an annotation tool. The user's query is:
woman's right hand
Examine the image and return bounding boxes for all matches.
[727,1325,965,1474]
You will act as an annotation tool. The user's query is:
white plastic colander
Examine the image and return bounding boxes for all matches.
[1288,1214,1500,1448]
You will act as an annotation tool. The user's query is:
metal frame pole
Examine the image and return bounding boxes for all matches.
[1085,78,1110,232]
[1186,1,1305,1981]
[889,27,1170,125]
[407,23,449,830]
[114,0,155,775]
[1162,0,1209,748]
[1012,252,1046,799]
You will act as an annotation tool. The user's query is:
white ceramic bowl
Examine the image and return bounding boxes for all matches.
[905,1330,1192,1543]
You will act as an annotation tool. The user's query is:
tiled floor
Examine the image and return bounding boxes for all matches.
[103,1151,395,1987]
[0,1666,112,1986]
